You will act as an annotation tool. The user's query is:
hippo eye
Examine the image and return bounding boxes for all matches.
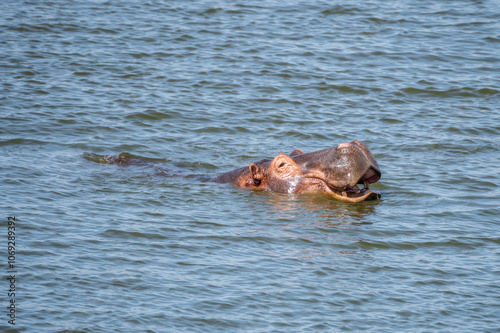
[279,162,286,168]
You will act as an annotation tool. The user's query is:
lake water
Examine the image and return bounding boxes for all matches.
[1,0,500,332]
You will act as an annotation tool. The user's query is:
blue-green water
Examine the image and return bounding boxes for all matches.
[2,1,500,332]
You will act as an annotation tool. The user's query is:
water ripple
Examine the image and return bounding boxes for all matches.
[2,0,500,332]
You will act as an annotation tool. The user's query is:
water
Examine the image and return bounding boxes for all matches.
[1,0,500,331]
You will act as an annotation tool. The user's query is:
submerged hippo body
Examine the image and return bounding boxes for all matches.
[85,140,381,203]
[212,140,381,202]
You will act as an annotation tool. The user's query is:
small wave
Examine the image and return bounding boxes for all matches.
[10,23,53,33]
[359,238,484,250]
[10,22,90,33]
[315,83,371,95]
[102,229,168,240]
[0,138,49,147]
[483,36,500,43]
[321,5,361,15]
[193,125,250,134]
[125,109,181,120]
[401,87,500,98]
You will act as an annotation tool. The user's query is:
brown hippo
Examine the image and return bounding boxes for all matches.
[85,140,381,203]
[212,140,381,202]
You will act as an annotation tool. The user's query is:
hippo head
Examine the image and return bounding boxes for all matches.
[247,140,381,202]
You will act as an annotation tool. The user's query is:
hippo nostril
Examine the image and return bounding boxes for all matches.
[357,167,380,189]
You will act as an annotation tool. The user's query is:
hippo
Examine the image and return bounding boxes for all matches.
[85,140,381,203]
[212,140,381,202]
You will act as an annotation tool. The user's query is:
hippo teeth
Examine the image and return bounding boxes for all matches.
[345,185,361,193]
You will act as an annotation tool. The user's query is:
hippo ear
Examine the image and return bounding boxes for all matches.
[270,153,301,178]
[289,148,304,157]
[249,163,265,187]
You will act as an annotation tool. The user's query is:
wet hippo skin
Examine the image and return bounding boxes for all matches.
[212,140,381,202]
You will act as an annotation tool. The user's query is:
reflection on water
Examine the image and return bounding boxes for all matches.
[238,191,379,259]
[259,247,362,260]
[261,191,378,223]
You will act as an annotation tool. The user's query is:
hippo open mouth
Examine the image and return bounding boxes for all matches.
[321,167,381,202]
[291,140,382,202]
[290,165,381,203]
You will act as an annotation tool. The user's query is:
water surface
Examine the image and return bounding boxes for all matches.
[1,0,499,332]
